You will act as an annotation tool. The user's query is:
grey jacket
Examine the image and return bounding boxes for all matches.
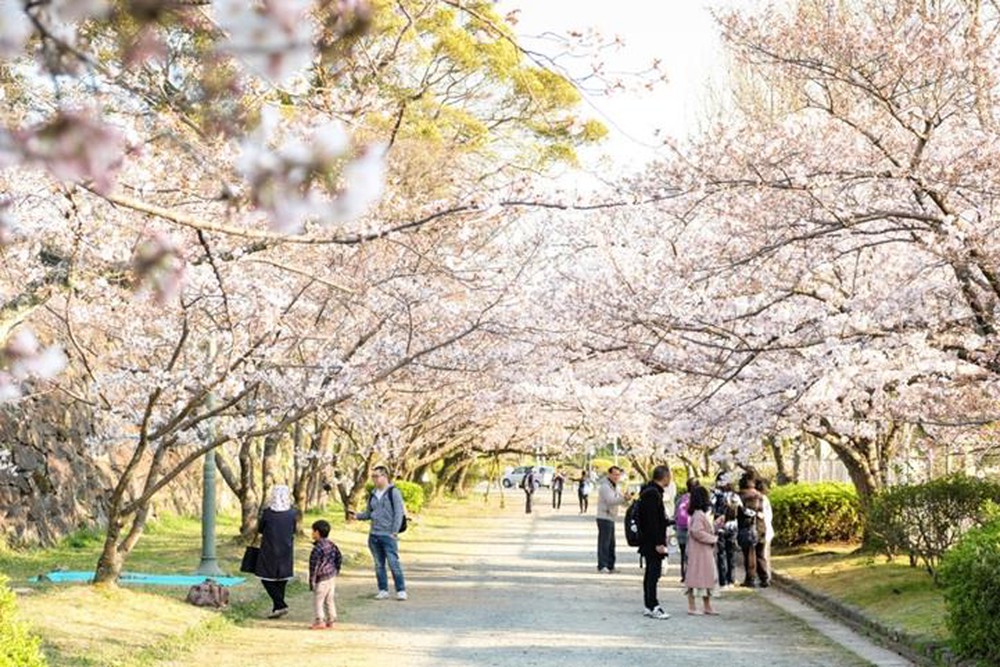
[356,485,405,535]
[596,477,626,521]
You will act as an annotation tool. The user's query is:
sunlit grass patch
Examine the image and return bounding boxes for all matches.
[772,542,947,642]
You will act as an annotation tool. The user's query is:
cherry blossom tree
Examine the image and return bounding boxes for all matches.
[543,0,1000,500]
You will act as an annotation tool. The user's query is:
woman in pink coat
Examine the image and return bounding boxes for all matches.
[684,485,719,615]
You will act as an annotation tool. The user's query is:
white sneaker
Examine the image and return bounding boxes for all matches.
[396,591,408,601]
[598,567,611,574]
[643,607,654,617]
[374,590,390,600]
[648,606,670,620]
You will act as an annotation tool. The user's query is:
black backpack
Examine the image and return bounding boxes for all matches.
[623,497,642,547]
[369,485,408,534]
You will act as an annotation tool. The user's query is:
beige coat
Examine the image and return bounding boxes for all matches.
[685,509,718,590]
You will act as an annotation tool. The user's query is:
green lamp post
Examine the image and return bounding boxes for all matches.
[197,342,224,577]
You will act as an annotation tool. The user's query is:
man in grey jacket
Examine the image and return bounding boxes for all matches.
[352,465,408,600]
[596,466,630,573]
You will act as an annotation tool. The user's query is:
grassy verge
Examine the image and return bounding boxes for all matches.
[0,501,379,666]
[771,542,948,645]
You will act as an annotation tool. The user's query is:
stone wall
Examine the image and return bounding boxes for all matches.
[0,398,208,547]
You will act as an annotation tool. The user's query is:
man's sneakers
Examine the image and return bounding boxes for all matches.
[598,567,611,574]
[375,590,407,600]
[643,606,670,620]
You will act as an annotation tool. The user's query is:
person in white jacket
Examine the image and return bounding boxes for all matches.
[757,478,774,579]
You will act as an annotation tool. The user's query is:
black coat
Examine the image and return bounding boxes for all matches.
[255,508,297,580]
[637,483,668,556]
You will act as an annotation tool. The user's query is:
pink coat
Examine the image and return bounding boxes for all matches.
[685,509,718,590]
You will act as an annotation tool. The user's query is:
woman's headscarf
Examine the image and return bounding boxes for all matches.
[268,484,292,512]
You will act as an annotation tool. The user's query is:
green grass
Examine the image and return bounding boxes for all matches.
[772,542,948,643]
[0,503,380,666]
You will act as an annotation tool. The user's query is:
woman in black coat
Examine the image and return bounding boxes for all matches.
[255,484,298,618]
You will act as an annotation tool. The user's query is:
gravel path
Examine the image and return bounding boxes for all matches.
[168,491,888,667]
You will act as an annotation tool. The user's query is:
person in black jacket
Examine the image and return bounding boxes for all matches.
[637,465,673,620]
[255,484,299,618]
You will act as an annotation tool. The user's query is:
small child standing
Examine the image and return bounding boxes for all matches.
[309,519,342,629]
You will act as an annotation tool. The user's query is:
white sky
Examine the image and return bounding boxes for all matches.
[496,0,741,174]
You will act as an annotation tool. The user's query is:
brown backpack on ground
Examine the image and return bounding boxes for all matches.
[185,578,229,608]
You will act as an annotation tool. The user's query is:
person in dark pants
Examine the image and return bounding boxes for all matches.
[551,469,565,509]
[637,465,672,619]
[712,474,739,588]
[578,472,592,513]
[255,484,298,618]
[737,470,769,588]
[521,467,537,514]
[596,466,628,573]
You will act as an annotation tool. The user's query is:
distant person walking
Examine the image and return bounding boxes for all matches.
[551,469,566,509]
[578,472,593,513]
[637,465,671,619]
[352,465,408,600]
[596,466,629,573]
[684,485,719,615]
[521,467,538,514]
[255,484,298,618]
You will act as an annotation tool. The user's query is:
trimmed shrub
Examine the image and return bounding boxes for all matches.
[769,482,862,546]
[364,479,425,514]
[393,480,425,514]
[938,519,1000,665]
[866,474,1000,577]
[0,574,47,667]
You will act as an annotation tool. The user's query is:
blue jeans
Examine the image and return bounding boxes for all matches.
[368,533,406,593]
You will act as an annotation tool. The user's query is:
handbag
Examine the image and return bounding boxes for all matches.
[239,545,260,573]
[186,578,229,608]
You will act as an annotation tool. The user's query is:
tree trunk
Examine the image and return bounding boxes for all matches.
[94,518,125,584]
[768,437,794,485]
[453,459,472,497]
[261,432,281,507]
[238,436,260,541]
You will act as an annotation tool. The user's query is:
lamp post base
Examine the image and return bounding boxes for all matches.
[196,559,225,577]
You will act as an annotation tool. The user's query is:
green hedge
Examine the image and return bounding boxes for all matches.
[364,480,425,514]
[0,574,47,667]
[769,482,862,546]
[938,519,1000,665]
[866,474,1000,577]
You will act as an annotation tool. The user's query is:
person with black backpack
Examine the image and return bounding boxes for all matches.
[636,465,673,620]
[711,473,740,588]
[350,465,408,601]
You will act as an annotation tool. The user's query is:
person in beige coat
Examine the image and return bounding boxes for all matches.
[684,485,719,615]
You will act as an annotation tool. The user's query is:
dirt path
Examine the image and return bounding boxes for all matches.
[167,491,875,667]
